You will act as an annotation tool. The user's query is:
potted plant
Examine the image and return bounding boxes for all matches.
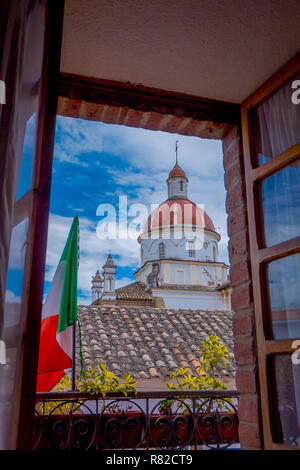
[79,364,145,449]
[153,335,238,448]
[35,364,143,450]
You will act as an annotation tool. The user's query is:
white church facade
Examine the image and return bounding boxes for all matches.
[91,159,231,311]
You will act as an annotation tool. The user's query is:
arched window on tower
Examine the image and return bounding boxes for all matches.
[158,242,165,259]
[96,290,100,299]
[180,180,184,192]
[108,278,112,291]
[213,245,217,262]
[188,241,195,258]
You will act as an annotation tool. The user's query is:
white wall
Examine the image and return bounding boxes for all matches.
[141,229,218,264]
[152,288,229,311]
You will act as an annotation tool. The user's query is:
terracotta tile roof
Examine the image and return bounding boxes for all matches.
[91,281,152,305]
[76,306,236,381]
[115,281,153,301]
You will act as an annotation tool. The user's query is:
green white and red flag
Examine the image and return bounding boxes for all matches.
[37,215,79,392]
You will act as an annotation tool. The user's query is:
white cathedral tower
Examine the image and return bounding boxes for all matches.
[134,155,231,310]
[91,148,231,311]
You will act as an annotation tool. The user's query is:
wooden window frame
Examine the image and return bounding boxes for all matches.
[14,0,65,449]
[241,53,300,450]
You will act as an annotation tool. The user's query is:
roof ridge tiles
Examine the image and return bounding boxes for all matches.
[77,305,236,380]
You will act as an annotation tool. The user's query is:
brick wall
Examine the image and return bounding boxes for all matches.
[223,126,262,450]
[57,97,233,141]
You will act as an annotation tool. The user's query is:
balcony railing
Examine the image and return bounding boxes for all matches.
[34,389,239,450]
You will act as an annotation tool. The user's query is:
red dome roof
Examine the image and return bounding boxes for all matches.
[144,199,215,232]
[168,166,187,179]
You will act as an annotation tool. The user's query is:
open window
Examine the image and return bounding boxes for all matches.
[241,55,300,449]
[0,0,64,449]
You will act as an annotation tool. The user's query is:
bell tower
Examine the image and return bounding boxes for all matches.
[166,141,189,199]
[102,253,116,300]
[91,270,103,302]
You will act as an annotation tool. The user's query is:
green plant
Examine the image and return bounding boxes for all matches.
[38,364,137,415]
[160,335,232,414]
[37,375,82,415]
[79,364,137,413]
[199,334,229,387]
[79,364,136,395]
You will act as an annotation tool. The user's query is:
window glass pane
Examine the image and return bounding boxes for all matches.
[273,355,300,447]
[253,72,300,166]
[261,158,300,247]
[16,112,38,200]
[267,253,300,340]
[0,218,29,448]
[0,0,46,448]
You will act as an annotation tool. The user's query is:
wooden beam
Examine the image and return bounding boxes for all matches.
[265,339,295,355]
[253,142,300,182]
[259,236,300,264]
[13,191,33,226]
[58,73,241,126]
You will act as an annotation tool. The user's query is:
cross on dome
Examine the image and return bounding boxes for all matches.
[175,140,179,167]
[167,143,188,199]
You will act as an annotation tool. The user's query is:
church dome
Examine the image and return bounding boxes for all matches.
[144,198,215,232]
[168,166,187,179]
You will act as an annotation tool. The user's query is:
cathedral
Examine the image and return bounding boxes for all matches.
[91,159,231,311]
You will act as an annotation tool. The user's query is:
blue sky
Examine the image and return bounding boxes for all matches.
[43,115,229,305]
[5,114,229,306]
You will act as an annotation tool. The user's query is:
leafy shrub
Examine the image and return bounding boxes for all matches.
[160,335,232,414]
[37,364,137,415]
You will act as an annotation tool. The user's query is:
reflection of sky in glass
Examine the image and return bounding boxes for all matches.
[273,355,300,446]
[268,253,300,339]
[5,218,29,308]
[16,113,37,200]
[261,160,300,247]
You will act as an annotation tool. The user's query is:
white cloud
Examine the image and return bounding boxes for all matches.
[7,219,29,270]
[54,117,104,166]
[115,277,135,289]
[5,290,21,304]
[45,213,141,302]
[54,117,223,176]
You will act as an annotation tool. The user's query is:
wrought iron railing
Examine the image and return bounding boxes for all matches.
[34,389,239,450]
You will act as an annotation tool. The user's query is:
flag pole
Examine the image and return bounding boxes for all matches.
[71,319,76,390]
[71,216,79,391]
